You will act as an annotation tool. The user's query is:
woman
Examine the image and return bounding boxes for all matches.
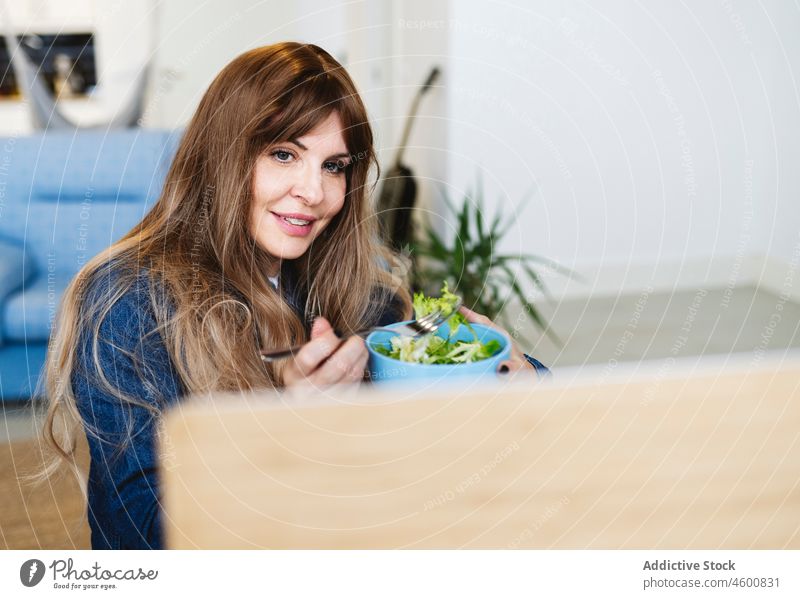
[40,42,547,550]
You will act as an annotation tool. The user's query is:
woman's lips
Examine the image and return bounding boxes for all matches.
[271,212,314,237]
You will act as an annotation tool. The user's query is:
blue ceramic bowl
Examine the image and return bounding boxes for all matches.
[365,320,511,386]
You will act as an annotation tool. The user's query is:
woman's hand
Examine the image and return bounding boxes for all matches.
[282,316,369,388]
[457,306,536,378]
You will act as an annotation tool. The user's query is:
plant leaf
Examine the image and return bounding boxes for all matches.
[521,262,553,301]
[498,264,562,347]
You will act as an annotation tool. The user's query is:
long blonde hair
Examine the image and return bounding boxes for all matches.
[39,42,412,484]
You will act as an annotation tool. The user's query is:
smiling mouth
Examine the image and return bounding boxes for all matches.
[271,212,317,225]
[271,212,316,237]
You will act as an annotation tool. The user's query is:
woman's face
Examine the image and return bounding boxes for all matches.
[249,111,350,274]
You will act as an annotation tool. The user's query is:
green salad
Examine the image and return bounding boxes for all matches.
[372,282,502,364]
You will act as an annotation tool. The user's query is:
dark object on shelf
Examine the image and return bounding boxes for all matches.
[2,27,150,129]
[376,66,440,251]
[0,33,96,98]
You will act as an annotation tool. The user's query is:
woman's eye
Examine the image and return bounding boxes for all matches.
[324,160,348,174]
[271,150,294,162]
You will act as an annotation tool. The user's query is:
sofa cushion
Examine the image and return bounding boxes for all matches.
[0,129,181,347]
[0,129,179,286]
[0,238,35,344]
[0,238,32,297]
[2,275,71,343]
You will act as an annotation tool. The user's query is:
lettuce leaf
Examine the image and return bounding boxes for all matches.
[413,281,474,340]
[374,282,501,365]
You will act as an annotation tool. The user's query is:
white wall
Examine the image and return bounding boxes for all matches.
[124,0,404,151]
[0,1,394,137]
[386,0,449,238]
[440,0,800,300]
[146,1,305,128]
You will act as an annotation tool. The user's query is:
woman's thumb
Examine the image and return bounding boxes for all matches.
[496,359,514,375]
[311,316,332,339]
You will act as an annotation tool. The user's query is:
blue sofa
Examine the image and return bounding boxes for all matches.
[0,129,180,402]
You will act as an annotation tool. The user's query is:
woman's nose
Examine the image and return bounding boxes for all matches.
[290,164,324,205]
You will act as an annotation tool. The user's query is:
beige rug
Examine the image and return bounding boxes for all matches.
[0,436,90,549]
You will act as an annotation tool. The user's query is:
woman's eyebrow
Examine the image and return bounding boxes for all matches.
[289,138,350,160]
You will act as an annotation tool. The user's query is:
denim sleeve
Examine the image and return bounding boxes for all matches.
[523,353,551,377]
[374,291,406,327]
[72,276,183,549]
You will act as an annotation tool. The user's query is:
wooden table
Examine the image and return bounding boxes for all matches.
[160,355,800,548]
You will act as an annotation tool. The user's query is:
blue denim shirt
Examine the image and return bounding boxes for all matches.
[72,267,549,549]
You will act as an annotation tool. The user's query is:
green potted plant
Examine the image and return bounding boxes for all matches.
[409,179,581,348]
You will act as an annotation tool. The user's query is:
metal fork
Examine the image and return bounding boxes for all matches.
[259,308,448,362]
